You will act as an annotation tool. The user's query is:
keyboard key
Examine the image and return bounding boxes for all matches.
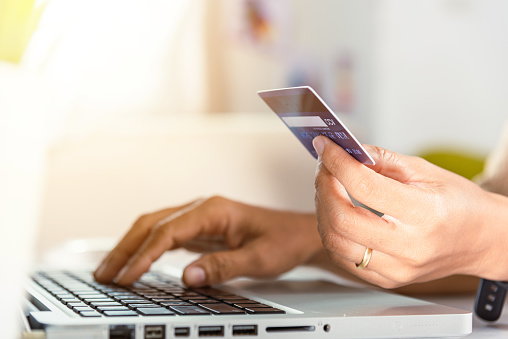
[128,303,161,309]
[198,303,246,315]
[244,307,285,314]
[172,292,199,298]
[151,297,182,302]
[90,301,122,307]
[186,298,220,304]
[219,296,251,301]
[73,306,95,312]
[79,310,102,317]
[231,300,260,306]
[103,310,139,317]
[136,308,175,316]
[170,306,211,315]
[83,297,115,303]
[193,288,230,296]
[67,302,88,308]
[134,282,152,287]
[76,292,105,297]
[123,300,153,305]
[96,306,131,311]
[61,298,81,304]
[234,303,270,308]
[138,292,168,297]
[108,291,137,297]
[115,296,147,301]
[158,288,186,293]
[55,293,75,299]
[159,301,193,307]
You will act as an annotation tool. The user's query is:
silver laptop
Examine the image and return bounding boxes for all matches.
[23,269,471,339]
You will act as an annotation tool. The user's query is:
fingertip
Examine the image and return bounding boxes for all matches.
[113,265,130,285]
[312,136,327,156]
[182,265,207,287]
[93,265,106,283]
[115,264,145,286]
[93,261,117,283]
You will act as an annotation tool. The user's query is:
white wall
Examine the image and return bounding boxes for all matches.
[0,63,47,339]
[373,0,508,155]
[23,0,209,141]
[38,114,317,253]
[215,0,508,156]
[216,0,376,142]
[29,0,508,156]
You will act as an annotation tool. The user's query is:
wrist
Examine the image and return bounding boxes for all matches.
[473,192,508,281]
[301,213,325,261]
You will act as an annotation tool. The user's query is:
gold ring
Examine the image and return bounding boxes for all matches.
[356,247,373,270]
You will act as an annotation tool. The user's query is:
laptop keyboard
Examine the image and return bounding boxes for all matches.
[32,271,285,317]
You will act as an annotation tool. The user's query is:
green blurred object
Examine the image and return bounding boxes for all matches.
[419,150,485,180]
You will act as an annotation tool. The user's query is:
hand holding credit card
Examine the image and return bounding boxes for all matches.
[258,86,375,165]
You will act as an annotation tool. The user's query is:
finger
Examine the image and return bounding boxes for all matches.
[318,222,427,289]
[325,242,449,288]
[319,226,408,284]
[323,249,396,288]
[313,136,427,219]
[115,197,242,285]
[320,215,455,287]
[182,245,265,287]
[319,224,374,266]
[181,235,229,253]
[94,201,196,283]
[315,162,401,252]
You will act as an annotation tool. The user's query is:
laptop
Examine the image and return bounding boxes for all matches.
[23,266,472,339]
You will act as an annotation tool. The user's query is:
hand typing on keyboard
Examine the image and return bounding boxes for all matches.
[94,196,322,287]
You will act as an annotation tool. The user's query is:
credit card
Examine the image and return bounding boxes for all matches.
[258,86,375,165]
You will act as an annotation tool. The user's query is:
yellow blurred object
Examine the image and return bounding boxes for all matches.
[0,0,46,63]
[419,149,485,180]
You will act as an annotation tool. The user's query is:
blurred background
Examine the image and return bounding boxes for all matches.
[2,0,508,261]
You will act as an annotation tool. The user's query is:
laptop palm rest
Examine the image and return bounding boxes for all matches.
[227,279,469,317]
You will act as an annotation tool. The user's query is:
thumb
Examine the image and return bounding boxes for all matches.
[315,138,423,219]
[182,249,254,287]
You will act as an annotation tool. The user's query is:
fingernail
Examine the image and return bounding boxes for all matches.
[116,266,130,283]
[313,136,325,156]
[94,264,106,279]
[184,266,206,286]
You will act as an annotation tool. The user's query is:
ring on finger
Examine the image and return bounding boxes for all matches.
[356,247,373,270]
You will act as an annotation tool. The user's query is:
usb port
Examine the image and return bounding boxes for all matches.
[198,326,224,337]
[145,325,165,339]
[232,325,258,336]
[175,327,190,337]
[109,325,135,339]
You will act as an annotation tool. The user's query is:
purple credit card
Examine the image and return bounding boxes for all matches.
[258,86,375,165]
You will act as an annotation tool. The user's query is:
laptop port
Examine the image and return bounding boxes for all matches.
[174,327,190,337]
[232,325,258,336]
[198,325,224,337]
[109,325,135,339]
[266,325,315,333]
[145,325,165,339]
